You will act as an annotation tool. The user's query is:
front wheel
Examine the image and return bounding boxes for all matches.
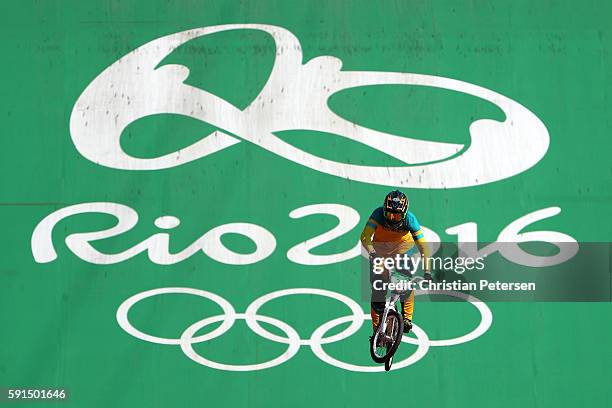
[370,309,404,364]
[385,354,394,371]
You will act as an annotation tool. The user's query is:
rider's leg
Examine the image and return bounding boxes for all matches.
[400,289,414,320]
[400,290,414,333]
[369,256,389,333]
[370,301,385,332]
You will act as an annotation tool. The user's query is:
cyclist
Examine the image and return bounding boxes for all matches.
[360,190,432,334]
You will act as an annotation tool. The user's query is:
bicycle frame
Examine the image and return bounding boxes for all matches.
[378,293,401,337]
[378,275,422,338]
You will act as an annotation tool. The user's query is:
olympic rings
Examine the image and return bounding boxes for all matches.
[116,287,236,345]
[410,290,493,347]
[244,288,365,346]
[116,287,493,372]
[180,313,301,372]
[310,315,431,372]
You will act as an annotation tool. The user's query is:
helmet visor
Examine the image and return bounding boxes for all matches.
[384,210,404,222]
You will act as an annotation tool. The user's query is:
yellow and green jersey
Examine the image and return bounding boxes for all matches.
[360,207,430,260]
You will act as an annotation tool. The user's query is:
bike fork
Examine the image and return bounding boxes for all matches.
[379,295,397,336]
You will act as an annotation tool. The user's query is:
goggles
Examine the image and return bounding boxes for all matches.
[383,210,405,222]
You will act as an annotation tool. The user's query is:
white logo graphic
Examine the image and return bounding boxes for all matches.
[32,202,576,267]
[71,24,549,188]
[117,287,493,372]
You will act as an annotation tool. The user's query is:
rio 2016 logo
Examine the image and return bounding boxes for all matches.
[30,24,572,372]
[69,24,549,188]
[35,25,572,268]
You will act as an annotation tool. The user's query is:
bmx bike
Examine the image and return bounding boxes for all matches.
[369,273,423,371]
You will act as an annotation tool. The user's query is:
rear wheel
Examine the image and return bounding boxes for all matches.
[369,309,404,364]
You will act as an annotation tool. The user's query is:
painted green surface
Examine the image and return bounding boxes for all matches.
[1,1,611,407]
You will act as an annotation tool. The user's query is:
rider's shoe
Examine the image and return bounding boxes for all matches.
[403,318,413,334]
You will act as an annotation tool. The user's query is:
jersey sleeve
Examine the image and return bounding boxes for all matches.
[360,208,383,253]
[406,212,424,239]
[406,212,430,270]
[365,217,378,230]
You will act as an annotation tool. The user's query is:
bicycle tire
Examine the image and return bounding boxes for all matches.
[369,309,404,364]
[384,309,404,362]
[369,325,387,363]
[385,354,393,371]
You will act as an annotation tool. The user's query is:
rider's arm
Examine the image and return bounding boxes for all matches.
[360,218,378,254]
[407,212,431,273]
[413,233,431,273]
